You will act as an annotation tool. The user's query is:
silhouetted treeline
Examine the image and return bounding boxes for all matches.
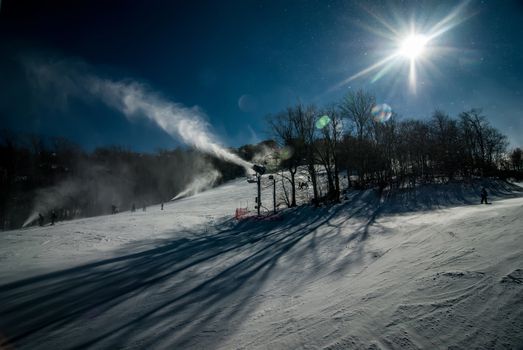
[0,130,244,229]
[268,89,522,206]
[2,90,521,227]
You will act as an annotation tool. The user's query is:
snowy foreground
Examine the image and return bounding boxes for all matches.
[1,179,522,349]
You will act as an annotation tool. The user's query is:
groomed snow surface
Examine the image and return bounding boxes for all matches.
[1,178,522,349]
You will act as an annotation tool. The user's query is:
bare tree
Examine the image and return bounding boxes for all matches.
[316,105,342,201]
[268,109,302,207]
[292,104,320,204]
[339,89,375,185]
[510,148,522,172]
[459,109,508,176]
[429,110,462,181]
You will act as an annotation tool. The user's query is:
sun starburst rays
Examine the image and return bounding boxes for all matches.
[331,1,473,94]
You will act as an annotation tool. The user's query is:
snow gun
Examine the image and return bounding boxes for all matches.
[252,164,266,175]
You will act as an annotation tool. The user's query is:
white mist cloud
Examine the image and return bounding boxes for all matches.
[25,58,253,171]
[20,57,257,223]
[87,78,253,170]
[172,169,222,200]
[22,178,82,227]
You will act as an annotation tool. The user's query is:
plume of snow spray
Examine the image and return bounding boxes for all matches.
[21,59,255,226]
[172,169,222,200]
[22,212,40,228]
[87,78,253,171]
[27,59,253,171]
[22,177,81,227]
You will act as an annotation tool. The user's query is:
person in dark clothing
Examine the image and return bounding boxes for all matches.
[161,202,164,210]
[38,213,44,227]
[111,204,117,214]
[131,203,136,212]
[481,187,489,204]
[50,210,57,225]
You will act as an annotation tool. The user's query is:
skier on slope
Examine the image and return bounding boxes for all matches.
[50,210,57,225]
[480,187,489,204]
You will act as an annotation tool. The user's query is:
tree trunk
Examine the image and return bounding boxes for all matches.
[290,168,297,207]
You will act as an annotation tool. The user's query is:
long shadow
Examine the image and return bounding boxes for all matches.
[0,201,356,350]
[2,180,519,349]
[379,179,523,215]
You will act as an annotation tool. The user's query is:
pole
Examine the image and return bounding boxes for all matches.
[257,174,261,217]
[273,177,276,214]
[269,175,276,214]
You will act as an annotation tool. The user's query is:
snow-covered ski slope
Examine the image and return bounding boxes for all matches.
[1,178,522,349]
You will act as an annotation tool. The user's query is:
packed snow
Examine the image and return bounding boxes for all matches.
[0,177,522,349]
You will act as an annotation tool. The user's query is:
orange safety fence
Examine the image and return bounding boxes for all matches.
[235,207,249,220]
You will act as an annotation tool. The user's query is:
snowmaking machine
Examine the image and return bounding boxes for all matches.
[251,164,266,216]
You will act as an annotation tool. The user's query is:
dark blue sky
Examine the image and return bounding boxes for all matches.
[1,0,522,150]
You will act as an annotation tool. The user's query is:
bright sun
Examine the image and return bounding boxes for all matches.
[330,2,470,95]
[399,34,428,60]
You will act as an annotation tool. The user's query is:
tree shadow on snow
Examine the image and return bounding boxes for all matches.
[0,198,378,350]
[378,179,523,215]
[1,180,520,349]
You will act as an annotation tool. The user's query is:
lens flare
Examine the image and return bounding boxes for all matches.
[279,146,294,160]
[315,115,331,129]
[371,103,392,123]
